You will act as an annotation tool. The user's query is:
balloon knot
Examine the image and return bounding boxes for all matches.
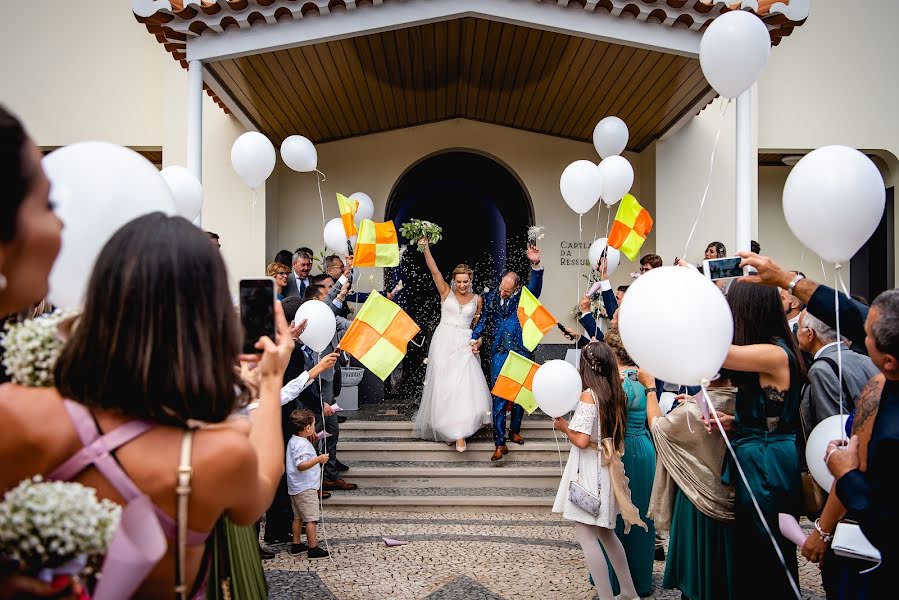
[700,378,711,388]
[834,263,843,270]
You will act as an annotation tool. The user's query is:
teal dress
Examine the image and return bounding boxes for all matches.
[724,339,803,600]
[663,487,735,600]
[605,373,656,597]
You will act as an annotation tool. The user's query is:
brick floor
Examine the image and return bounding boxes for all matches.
[263,510,826,599]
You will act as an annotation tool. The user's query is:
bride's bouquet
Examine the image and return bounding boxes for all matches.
[0,476,120,593]
[399,219,443,252]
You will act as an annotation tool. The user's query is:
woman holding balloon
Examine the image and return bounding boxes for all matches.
[552,342,646,600]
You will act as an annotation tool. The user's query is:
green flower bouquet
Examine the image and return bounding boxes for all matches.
[399,219,443,252]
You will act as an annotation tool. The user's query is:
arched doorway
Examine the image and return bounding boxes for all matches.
[384,151,533,402]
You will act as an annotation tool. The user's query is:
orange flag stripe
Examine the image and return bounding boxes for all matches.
[522,363,539,389]
[339,319,382,358]
[354,243,376,267]
[492,375,523,402]
[633,209,653,237]
[381,312,421,350]
[607,220,631,248]
[530,305,557,334]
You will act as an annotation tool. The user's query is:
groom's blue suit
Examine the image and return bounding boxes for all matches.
[472,268,544,447]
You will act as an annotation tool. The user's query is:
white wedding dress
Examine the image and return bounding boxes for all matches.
[413,293,492,441]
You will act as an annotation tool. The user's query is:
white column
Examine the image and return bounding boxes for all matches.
[188,60,204,225]
[734,88,753,254]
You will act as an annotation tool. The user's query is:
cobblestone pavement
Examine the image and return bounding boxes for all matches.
[263,511,826,599]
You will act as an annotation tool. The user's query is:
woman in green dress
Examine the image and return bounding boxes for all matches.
[603,329,656,597]
[708,281,806,600]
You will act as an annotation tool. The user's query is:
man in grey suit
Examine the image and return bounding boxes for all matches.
[797,308,879,435]
[283,248,314,299]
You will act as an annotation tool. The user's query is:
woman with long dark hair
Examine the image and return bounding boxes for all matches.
[0,212,292,598]
[552,341,646,600]
[709,280,807,599]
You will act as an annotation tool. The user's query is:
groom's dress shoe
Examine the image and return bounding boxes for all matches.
[509,433,525,445]
[491,446,508,461]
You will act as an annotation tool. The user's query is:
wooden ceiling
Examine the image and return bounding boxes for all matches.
[206,17,713,151]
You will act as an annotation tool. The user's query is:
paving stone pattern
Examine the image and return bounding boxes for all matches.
[263,510,826,599]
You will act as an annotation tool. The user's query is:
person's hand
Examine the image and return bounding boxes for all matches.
[337,285,349,301]
[802,529,830,564]
[318,453,330,464]
[289,318,307,341]
[598,256,609,280]
[636,368,655,389]
[471,338,483,354]
[703,411,735,434]
[386,291,396,301]
[418,236,429,248]
[309,351,340,379]
[343,255,354,274]
[561,326,578,342]
[242,301,294,384]
[238,361,261,398]
[526,244,541,266]
[0,572,82,600]
[826,436,860,479]
[737,252,793,289]
[552,417,569,433]
[322,404,335,417]
[674,394,689,406]
[578,296,592,313]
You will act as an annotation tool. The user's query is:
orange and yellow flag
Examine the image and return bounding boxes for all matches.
[608,193,653,261]
[354,219,400,267]
[336,193,358,238]
[491,351,539,414]
[338,291,420,381]
[517,287,556,352]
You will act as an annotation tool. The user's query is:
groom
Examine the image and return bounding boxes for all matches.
[472,244,543,461]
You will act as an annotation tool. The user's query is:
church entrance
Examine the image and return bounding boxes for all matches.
[384,151,533,403]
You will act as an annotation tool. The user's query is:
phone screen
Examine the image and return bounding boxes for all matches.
[705,257,744,281]
[240,278,275,354]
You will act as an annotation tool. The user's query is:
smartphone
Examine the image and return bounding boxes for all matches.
[239,278,276,354]
[703,256,746,282]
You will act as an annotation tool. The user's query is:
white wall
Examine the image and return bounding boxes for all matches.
[0,0,262,292]
[272,118,647,339]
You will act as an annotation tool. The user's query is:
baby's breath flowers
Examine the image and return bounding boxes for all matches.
[0,309,74,387]
[0,476,120,578]
[527,225,546,244]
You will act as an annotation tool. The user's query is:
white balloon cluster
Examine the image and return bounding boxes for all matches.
[560,116,635,215]
[230,132,320,189]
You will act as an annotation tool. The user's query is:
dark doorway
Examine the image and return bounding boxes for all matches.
[384,151,533,402]
[851,187,895,304]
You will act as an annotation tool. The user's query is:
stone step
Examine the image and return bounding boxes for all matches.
[321,486,556,512]
[340,420,559,439]
[341,465,561,489]
[338,440,570,463]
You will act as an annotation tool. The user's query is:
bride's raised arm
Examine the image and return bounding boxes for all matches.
[420,237,449,299]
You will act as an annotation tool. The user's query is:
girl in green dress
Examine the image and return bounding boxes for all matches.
[707,281,807,600]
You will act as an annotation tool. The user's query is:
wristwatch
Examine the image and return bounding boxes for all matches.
[787,273,805,295]
[644,387,657,395]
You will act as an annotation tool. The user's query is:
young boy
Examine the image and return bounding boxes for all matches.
[286,408,330,558]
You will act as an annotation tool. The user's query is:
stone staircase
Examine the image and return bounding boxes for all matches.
[323,418,569,511]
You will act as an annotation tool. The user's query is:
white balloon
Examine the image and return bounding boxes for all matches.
[699,10,771,99]
[323,218,351,254]
[592,116,629,159]
[560,160,603,215]
[619,267,733,386]
[294,300,337,353]
[160,166,202,221]
[597,156,634,205]
[350,192,374,224]
[806,415,850,492]
[587,238,621,275]
[280,135,317,172]
[231,132,276,189]
[533,360,582,418]
[42,143,176,309]
[783,146,885,264]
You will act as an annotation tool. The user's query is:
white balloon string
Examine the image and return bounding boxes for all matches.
[315,169,327,234]
[834,264,847,440]
[313,350,334,559]
[250,188,257,241]
[682,99,731,261]
[552,428,565,475]
[578,214,583,302]
[819,258,830,286]
[704,385,802,600]
[605,207,612,238]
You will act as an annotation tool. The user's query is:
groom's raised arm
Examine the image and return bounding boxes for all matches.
[526,243,543,298]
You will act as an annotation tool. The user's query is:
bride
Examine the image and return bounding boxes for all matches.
[412,237,491,451]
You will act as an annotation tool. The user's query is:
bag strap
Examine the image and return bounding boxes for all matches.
[175,430,194,600]
[574,390,600,480]
[814,355,855,413]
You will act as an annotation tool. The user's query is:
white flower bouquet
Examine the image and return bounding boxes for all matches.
[527,225,546,245]
[0,476,120,588]
[399,219,443,251]
[0,309,73,387]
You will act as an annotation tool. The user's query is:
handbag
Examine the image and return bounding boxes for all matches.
[567,393,602,517]
[832,521,882,564]
[798,401,827,518]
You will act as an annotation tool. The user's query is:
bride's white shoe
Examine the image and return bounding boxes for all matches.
[455,438,467,452]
